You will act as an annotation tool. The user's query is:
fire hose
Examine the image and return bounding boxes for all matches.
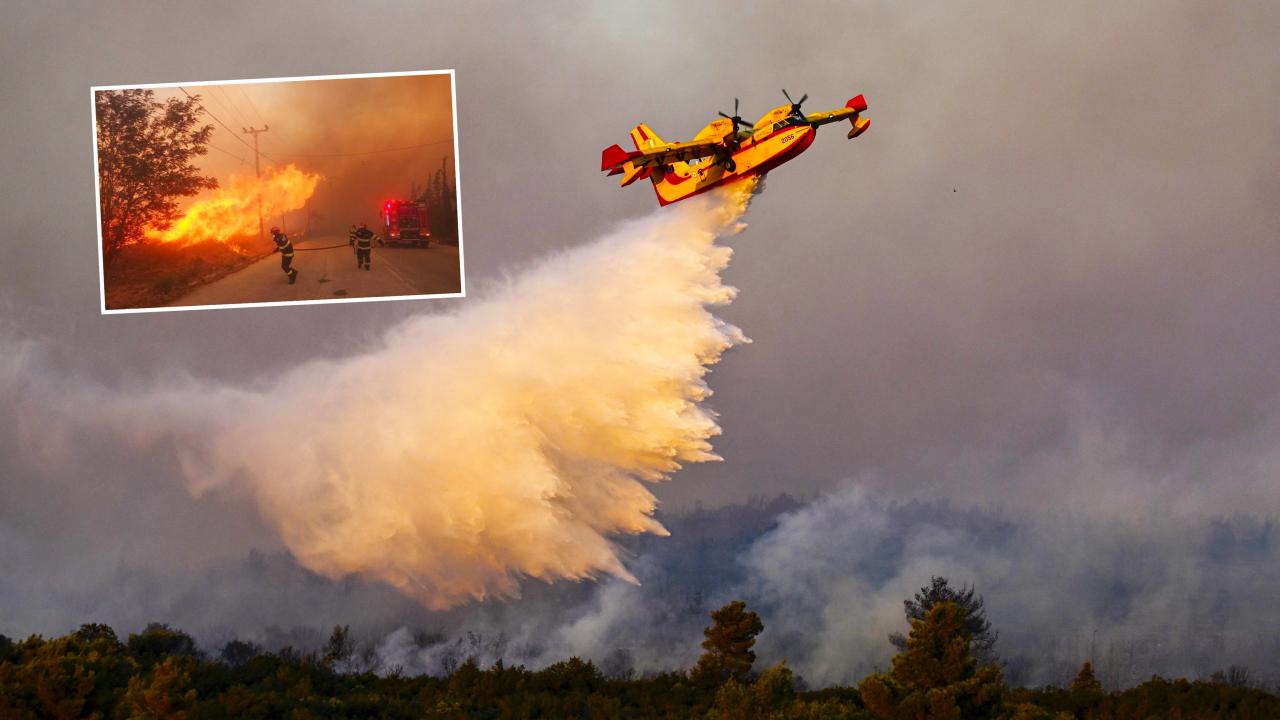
[290,242,357,252]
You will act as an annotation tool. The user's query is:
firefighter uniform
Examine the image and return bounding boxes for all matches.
[348,225,358,247]
[353,225,380,270]
[271,227,298,284]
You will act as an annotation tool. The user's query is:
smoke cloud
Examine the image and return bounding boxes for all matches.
[348,490,1279,689]
[738,485,1280,688]
[28,183,757,610]
[180,73,457,236]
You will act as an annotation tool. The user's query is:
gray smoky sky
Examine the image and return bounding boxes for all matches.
[145,73,456,236]
[2,0,1280,684]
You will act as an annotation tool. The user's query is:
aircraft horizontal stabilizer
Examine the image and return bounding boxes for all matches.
[601,144,640,172]
[619,161,649,187]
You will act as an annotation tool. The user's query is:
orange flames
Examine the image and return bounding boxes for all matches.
[148,164,322,250]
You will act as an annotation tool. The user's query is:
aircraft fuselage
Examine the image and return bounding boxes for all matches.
[650,121,817,206]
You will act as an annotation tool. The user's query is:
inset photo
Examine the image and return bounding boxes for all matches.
[93,70,463,313]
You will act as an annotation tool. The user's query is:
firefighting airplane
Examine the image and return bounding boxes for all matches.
[601,90,870,206]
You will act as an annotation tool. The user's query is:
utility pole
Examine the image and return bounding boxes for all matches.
[242,125,269,243]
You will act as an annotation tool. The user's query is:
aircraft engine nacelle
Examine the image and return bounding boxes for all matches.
[845,94,871,139]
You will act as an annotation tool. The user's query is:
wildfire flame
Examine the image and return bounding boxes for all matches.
[148,164,322,249]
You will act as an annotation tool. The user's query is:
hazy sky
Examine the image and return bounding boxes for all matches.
[138,73,456,233]
[2,0,1279,664]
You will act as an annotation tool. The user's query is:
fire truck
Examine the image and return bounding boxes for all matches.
[380,200,431,247]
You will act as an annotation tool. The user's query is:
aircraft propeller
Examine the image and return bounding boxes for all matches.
[718,97,749,133]
[782,88,808,116]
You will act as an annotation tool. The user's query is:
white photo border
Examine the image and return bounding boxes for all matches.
[91,69,466,314]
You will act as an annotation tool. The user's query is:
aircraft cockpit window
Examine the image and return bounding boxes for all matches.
[773,115,805,132]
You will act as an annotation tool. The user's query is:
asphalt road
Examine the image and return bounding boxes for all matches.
[167,235,462,308]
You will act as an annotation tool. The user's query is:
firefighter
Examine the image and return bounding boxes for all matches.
[353,223,380,270]
[270,226,298,284]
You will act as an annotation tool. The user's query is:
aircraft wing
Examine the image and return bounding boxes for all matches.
[630,137,725,166]
[601,137,725,186]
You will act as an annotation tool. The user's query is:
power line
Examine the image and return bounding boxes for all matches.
[181,86,450,162]
[177,86,259,155]
[215,85,252,126]
[175,90,256,164]
[205,141,251,164]
[201,86,247,130]
[212,85,254,128]
[238,85,267,126]
[263,138,454,158]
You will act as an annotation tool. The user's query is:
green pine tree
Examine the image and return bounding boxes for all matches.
[692,600,764,686]
[860,602,1005,720]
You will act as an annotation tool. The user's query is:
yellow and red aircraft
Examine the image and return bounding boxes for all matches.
[601,90,870,206]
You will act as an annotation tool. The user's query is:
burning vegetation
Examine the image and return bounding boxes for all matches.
[146,165,322,251]
[95,86,324,308]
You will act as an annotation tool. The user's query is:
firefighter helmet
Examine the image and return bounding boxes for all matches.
[270,226,281,234]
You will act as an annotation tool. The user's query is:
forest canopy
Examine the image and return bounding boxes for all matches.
[3,584,1278,719]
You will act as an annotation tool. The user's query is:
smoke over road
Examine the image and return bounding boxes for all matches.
[39,182,759,610]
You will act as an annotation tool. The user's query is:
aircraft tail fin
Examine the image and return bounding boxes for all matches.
[601,144,631,172]
[845,95,870,139]
[630,123,665,151]
[602,143,650,186]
